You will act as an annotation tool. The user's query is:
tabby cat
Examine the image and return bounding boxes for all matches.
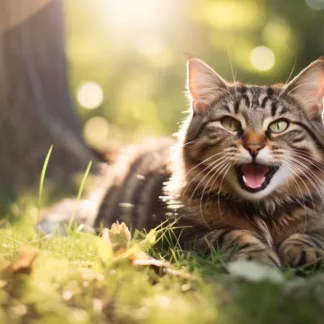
[43,57,324,269]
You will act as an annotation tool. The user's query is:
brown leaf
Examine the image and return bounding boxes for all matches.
[102,222,131,254]
[132,257,197,281]
[132,258,170,267]
[9,247,38,274]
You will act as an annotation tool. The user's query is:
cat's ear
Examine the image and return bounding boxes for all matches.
[283,57,324,119]
[187,58,229,113]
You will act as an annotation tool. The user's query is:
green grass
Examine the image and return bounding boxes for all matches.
[0,197,324,324]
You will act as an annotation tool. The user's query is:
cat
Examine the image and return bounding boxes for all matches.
[41,57,324,269]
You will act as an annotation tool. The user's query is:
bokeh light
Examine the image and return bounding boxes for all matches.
[65,0,324,143]
[262,19,292,51]
[305,0,324,10]
[107,0,167,27]
[102,0,174,39]
[200,1,262,29]
[83,116,109,146]
[77,82,103,109]
[250,46,275,71]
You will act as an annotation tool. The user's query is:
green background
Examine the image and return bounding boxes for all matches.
[64,0,324,148]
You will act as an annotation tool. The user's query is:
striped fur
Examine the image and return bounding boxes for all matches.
[41,58,324,269]
[165,57,324,268]
[94,138,173,232]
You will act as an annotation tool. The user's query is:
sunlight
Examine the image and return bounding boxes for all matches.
[262,19,292,51]
[105,0,172,33]
[77,82,103,109]
[200,1,262,29]
[84,116,109,146]
[250,46,275,71]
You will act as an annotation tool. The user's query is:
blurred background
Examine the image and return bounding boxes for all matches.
[1,0,324,200]
[65,0,324,149]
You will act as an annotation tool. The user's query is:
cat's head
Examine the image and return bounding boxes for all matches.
[182,57,324,202]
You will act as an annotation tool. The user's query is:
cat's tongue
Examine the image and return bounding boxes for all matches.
[241,164,269,189]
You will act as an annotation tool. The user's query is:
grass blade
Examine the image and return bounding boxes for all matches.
[68,160,93,230]
[38,145,54,222]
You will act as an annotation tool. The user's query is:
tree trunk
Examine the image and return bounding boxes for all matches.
[0,0,97,199]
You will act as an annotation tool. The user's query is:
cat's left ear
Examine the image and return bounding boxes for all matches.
[187,58,229,113]
[283,57,324,119]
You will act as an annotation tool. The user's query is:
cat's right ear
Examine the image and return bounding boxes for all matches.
[283,57,324,119]
[187,58,228,113]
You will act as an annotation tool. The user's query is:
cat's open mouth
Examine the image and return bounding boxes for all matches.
[236,164,279,192]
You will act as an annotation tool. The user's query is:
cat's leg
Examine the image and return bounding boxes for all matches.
[194,228,281,268]
[278,230,324,268]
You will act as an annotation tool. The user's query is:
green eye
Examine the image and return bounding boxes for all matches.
[221,117,241,132]
[269,119,289,133]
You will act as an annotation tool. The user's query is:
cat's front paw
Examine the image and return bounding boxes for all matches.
[229,248,281,268]
[279,234,324,269]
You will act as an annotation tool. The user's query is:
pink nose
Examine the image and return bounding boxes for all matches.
[242,131,266,158]
[244,143,264,157]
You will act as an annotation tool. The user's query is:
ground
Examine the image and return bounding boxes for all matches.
[0,195,323,324]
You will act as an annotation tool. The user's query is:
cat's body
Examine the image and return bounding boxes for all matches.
[42,57,324,269]
[94,138,173,232]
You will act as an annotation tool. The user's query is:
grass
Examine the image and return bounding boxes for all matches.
[0,196,324,324]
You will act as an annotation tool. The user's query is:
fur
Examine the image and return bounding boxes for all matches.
[41,57,324,269]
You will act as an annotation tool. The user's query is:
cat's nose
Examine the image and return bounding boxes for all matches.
[242,132,266,158]
[244,143,264,158]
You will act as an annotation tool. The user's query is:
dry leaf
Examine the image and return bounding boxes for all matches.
[132,257,197,280]
[102,222,131,253]
[9,247,38,274]
[100,222,196,281]
[132,258,170,267]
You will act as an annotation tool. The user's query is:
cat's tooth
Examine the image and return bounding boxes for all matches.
[262,177,265,184]
[243,175,247,183]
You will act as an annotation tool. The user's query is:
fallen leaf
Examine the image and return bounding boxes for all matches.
[132,258,170,267]
[102,222,131,253]
[8,247,38,274]
[100,223,196,281]
[132,256,197,280]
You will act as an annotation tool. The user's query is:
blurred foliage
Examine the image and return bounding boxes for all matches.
[64,0,324,148]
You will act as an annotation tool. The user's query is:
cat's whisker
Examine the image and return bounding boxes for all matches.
[292,153,324,173]
[198,159,231,227]
[183,149,234,178]
[188,155,232,208]
[290,163,324,231]
[178,139,200,148]
[186,156,229,205]
[288,155,324,188]
[182,153,231,197]
[283,159,318,211]
[205,158,235,200]
[280,160,312,233]
[287,162,320,233]
[199,158,232,206]
[217,163,232,218]
[278,59,297,98]
[288,158,324,200]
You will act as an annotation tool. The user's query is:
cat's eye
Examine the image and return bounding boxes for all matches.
[268,119,289,133]
[221,117,241,132]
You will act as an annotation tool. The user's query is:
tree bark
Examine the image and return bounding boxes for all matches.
[0,0,97,199]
